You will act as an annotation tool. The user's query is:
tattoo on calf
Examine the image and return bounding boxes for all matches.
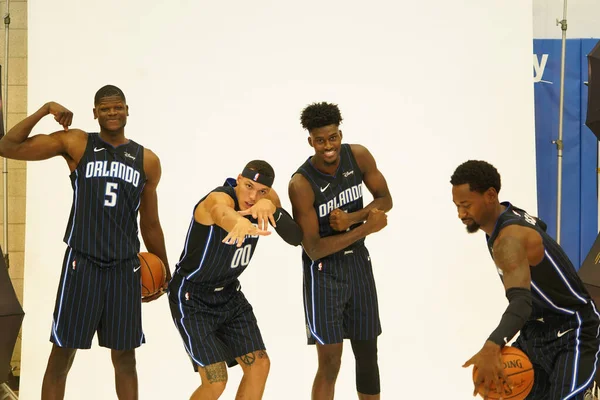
[205,363,227,383]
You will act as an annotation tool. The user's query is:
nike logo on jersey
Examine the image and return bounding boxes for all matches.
[557,328,574,338]
[94,147,106,152]
[320,183,330,192]
[133,265,141,273]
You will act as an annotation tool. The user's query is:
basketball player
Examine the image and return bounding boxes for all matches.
[168,160,302,400]
[451,160,600,400]
[0,85,170,400]
[288,102,392,400]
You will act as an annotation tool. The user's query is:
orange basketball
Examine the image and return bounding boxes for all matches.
[472,346,534,400]
[138,252,166,298]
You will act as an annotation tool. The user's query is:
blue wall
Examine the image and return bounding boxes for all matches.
[533,39,599,269]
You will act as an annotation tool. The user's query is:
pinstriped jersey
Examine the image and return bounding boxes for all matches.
[63,133,146,266]
[486,202,592,319]
[175,179,260,287]
[294,144,364,261]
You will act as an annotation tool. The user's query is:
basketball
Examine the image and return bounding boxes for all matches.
[472,346,534,400]
[138,252,167,298]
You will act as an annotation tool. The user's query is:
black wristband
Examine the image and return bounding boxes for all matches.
[272,207,303,246]
[487,287,532,346]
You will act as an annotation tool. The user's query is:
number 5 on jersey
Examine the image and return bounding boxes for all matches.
[231,244,252,269]
[104,182,118,207]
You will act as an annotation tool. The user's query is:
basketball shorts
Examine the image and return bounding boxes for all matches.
[513,304,600,399]
[50,247,144,350]
[168,272,266,371]
[302,245,382,345]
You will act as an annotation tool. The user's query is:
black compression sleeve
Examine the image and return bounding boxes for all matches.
[487,287,532,347]
[272,207,303,246]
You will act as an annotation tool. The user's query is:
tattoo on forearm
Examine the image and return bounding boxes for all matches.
[257,350,267,359]
[240,352,256,366]
[205,363,227,383]
[494,236,527,270]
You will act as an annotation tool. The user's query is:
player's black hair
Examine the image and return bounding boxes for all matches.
[300,102,343,131]
[94,85,126,105]
[245,160,275,180]
[450,160,501,194]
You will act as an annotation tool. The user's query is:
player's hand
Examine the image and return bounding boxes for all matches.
[142,286,166,303]
[238,198,276,231]
[463,341,511,399]
[364,208,387,234]
[46,102,73,131]
[223,217,271,247]
[329,208,351,231]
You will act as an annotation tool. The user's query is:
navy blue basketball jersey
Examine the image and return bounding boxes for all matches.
[486,202,592,318]
[175,179,260,287]
[63,133,146,266]
[294,144,364,258]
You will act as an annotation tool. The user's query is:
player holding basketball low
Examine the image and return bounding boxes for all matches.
[451,160,600,400]
[168,160,302,400]
[0,85,170,400]
[288,102,392,400]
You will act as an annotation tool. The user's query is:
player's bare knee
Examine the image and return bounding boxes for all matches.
[111,349,137,374]
[200,363,228,396]
[47,345,77,375]
[317,349,342,380]
[239,350,270,379]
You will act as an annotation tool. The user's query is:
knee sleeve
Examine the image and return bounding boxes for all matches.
[351,339,380,395]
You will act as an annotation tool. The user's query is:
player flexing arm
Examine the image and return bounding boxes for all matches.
[289,144,391,261]
[328,144,393,232]
[463,225,537,398]
[0,102,85,168]
[139,149,171,302]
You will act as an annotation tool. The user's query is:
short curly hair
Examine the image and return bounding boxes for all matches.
[300,102,343,131]
[450,160,501,194]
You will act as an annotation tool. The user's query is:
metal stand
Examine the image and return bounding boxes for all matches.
[2,0,9,269]
[553,0,568,245]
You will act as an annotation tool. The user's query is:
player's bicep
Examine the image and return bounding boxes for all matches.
[0,131,69,161]
[352,144,391,199]
[493,233,531,290]
[288,176,320,246]
[267,188,282,208]
[195,192,235,225]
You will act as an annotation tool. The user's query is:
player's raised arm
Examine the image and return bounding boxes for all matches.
[196,191,271,247]
[0,102,84,162]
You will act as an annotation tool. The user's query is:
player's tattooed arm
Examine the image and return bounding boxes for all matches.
[204,363,227,383]
[493,228,532,291]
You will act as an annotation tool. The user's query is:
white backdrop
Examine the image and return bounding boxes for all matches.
[23,0,535,398]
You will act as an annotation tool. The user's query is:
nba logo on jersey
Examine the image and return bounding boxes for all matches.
[318,262,323,271]
[253,172,260,181]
